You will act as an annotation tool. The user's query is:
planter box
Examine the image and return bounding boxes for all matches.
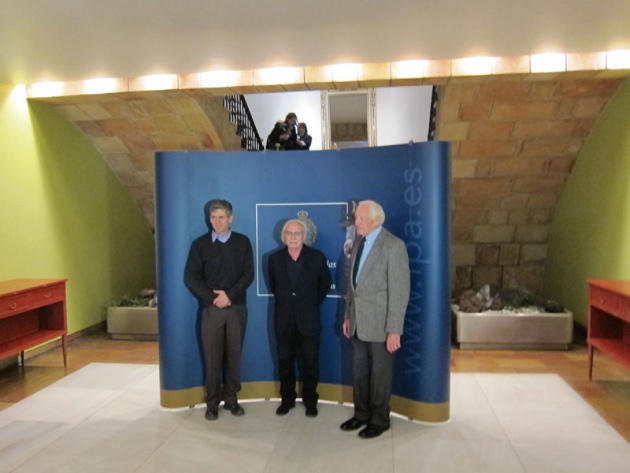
[453,306,573,350]
[107,307,158,341]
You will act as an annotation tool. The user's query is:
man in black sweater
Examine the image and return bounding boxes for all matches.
[184,199,254,421]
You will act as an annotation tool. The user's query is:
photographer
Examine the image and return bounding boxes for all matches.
[266,112,298,150]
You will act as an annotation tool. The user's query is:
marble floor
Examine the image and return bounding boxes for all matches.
[1,362,630,473]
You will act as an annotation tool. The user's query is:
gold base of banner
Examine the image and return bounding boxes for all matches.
[160,382,449,423]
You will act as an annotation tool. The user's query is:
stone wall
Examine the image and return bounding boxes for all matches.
[437,75,625,295]
[35,92,239,227]
[29,73,628,296]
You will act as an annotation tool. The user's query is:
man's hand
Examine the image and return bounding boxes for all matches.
[343,319,351,338]
[212,290,231,309]
[386,333,401,353]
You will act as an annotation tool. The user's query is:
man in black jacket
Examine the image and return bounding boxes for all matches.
[184,199,254,421]
[268,219,331,417]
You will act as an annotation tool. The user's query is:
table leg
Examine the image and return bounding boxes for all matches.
[62,335,67,367]
[588,344,594,380]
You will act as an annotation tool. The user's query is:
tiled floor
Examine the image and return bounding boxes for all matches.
[2,363,630,472]
[1,333,630,472]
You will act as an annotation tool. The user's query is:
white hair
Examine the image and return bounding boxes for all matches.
[280,219,308,244]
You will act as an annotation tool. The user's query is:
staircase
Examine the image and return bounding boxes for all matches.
[223,95,264,151]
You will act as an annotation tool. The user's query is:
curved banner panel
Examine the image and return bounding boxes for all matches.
[156,142,451,422]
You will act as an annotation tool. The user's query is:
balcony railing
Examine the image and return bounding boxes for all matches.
[223,95,264,151]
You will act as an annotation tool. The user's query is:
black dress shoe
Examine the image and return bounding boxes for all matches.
[224,403,245,416]
[358,424,389,439]
[205,406,218,421]
[276,402,295,415]
[340,417,368,431]
[305,406,318,418]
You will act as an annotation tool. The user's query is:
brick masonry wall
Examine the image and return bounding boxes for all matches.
[437,75,625,296]
[31,74,627,295]
[37,92,238,228]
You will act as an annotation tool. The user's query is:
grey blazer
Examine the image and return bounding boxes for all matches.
[344,228,410,342]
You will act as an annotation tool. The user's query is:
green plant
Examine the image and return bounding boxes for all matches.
[108,289,156,308]
[109,295,151,307]
[456,285,565,313]
[497,288,541,309]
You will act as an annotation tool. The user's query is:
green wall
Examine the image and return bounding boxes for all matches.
[544,78,630,327]
[0,84,156,334]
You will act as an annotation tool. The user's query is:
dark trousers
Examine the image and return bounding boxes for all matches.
[351,336,395,429]
[276,322,320,408]
[201,305,247,408]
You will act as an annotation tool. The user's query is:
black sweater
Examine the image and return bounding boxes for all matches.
[184,231,254,307]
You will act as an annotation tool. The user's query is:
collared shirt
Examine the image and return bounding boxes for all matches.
[212,229,232,243]
[355,225,382,282]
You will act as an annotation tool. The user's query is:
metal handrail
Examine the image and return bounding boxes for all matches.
[223,95,264,151]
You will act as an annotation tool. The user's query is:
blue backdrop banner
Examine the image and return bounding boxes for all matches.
[155,142,451,421]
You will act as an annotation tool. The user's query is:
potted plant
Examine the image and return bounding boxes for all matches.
[106,289,158,340]
[452,285,573,350]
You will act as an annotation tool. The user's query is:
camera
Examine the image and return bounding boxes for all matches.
[278,123,290,135]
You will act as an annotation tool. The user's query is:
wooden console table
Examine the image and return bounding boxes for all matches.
[587,279,630,380]
[0,279,68,367]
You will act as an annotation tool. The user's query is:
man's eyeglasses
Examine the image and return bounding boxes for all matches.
[285,231,304,237]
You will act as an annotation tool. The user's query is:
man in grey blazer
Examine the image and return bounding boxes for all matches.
[340,200,410,439]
